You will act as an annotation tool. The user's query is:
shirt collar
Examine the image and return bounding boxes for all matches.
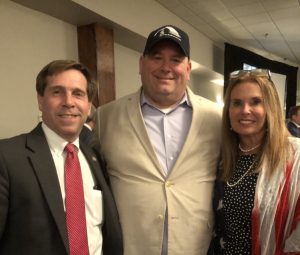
[84,123,93,131]
[291,120,300,128]
[41,122,80,154]
[140,89,191,110]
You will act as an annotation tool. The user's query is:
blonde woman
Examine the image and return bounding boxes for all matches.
[209,69,300,254]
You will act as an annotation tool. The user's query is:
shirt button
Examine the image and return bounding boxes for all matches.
[157,214,164,220]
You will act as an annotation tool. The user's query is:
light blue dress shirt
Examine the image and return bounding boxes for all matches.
[141,91,192,255]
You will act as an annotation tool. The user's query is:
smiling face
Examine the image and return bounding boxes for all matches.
[229,81,267,145]
[37,69,91,142]
[139,40,191,108]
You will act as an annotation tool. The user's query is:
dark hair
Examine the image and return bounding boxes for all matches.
[86,104,96,123]
[288,105,300,119]
[36,60,97,101]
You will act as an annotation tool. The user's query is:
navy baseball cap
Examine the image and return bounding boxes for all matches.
[143,25,190,59]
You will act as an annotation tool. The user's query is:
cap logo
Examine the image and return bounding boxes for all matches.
[154,26,182,41]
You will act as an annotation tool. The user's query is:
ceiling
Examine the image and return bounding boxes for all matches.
[156,0,300,67]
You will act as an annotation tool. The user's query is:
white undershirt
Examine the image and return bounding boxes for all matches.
[42,123,103,255]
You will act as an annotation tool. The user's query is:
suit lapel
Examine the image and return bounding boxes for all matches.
[80,142,101,186]
[166,88,206,173]
[126,89,164,173]
[80,141,111,198]
[26,124,69,252]
[180,88,205,153]
[80,141,124,254]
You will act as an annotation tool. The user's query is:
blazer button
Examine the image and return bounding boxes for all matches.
[157,214,164,220]
[165,181,173,187]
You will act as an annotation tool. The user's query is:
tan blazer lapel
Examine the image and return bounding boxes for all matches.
[180,88,205,153]
[126,90,164,174]
[170,89,211,173]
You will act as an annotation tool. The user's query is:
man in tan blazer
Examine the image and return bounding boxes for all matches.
[95,25,222,255]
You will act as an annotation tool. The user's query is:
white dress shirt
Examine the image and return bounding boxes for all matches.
[42,123,103,255]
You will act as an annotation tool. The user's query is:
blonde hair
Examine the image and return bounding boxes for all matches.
[220,72,290,181]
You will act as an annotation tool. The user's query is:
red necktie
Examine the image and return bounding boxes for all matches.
[64,143,89,255]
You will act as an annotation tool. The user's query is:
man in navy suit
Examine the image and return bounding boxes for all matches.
[287,105,300,137]
[0,60,122,255]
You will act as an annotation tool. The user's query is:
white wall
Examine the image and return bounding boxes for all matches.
[0,0,78,138]
[114,43,141,98]
[271,72,287,113]
[190,72,224,107]
[0,1,143,138]
[0,0,223,138]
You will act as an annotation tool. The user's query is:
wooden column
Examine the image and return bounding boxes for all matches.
[77,23,115,107]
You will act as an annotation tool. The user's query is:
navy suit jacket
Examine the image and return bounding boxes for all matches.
[0,123,123,255]
[287,121,300,138]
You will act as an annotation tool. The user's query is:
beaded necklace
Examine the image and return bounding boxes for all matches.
[227,158,257,187]
[238,143,261,153]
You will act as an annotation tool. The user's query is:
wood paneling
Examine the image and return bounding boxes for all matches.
[77,23,115,107]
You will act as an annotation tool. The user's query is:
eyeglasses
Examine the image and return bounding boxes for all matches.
[230,69,272,79]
